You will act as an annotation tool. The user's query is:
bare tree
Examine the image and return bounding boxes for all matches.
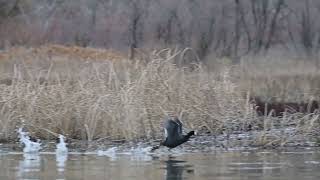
[265,0,285,51]
[128,0,144,59]
[233,0,241,61]
[197,15,215,60]
[300,0,313,55]
[2,0,320,59]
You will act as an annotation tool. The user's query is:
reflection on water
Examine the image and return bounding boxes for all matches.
[15,153,68,180]
[56,153,67,172]
[17,153,41,179]
[0,150,320,179]
[164,156,194,180]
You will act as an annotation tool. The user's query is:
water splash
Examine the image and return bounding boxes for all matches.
[305,161,320,164]
[130,145,153,155]
[98,147,117,155]
[126,144,153,161]
[97,147,118,161]
[56,135,68,154]
[18,128,41,153]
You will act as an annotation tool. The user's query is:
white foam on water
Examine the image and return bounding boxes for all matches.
[228,166,282,170]
[305,161,320,164]
[123,144,187,160]
[125,145,153,161]
[281,151,315,154]
[56,135,68,154]
[129,145,153,155]
[17,128,41,153]
[97,147,117,156]
[130,153,153,162]
[97,145,155,161]
[97,147,118,161]
[229,162,285,165]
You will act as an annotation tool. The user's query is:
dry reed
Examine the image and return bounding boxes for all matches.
[0,48,252,142]
[0,47,319,147]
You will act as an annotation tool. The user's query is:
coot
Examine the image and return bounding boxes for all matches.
[151,117,195,151]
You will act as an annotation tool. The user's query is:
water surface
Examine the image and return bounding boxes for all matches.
[1,149,320,180]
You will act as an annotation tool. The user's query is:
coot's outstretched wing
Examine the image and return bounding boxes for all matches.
[164,118,180,140]
[173,117,183,137]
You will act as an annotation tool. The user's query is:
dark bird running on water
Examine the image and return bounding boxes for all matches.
[151,116,195,151]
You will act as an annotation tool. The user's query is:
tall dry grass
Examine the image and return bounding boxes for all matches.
[237,56,320,102]
[236,56,320,146]
[0,47,319,146]
[0,48,254,142]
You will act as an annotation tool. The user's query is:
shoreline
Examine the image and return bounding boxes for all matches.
[1,127,319,153]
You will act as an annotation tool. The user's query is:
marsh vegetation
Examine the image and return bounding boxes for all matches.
[0,46,319,149]
[1,0,320,149]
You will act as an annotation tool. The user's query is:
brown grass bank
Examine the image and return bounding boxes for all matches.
[0,46,319,147]
[0,46,254,142]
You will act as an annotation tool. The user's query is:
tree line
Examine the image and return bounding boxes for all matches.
[1,0,320,61]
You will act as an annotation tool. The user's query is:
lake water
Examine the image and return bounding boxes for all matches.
[0,149,320,180]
